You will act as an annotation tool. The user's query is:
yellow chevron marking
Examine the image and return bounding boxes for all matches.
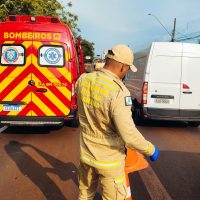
[56,65,71,82]
[3,75,31,102]
[22,41,32,49]
[21,91,32,103]
[50,42,60,45]
[6,92,32,116]
[33,54,71,82]
[3,41,15,44]
[0,105,3,112]
[32,41,43,49]
[21,93,31,113]
[0,55,32,93]
[0,66,7,74]
[32,54,71,89]
[32,93,56,116]
[27,111,32,116]
[0,104,3,112]
[65,51,70,61]
[32,75,70,115]
[8,94,31,116]
[7,110,21,116]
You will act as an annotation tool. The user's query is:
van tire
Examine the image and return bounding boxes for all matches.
[133,105,144,126]
[188,122,200,127]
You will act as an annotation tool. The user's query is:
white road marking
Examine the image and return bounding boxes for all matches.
[138,164,173,200]
[0,125,9,133]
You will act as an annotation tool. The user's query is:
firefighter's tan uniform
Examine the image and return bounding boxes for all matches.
[76,68,155,200]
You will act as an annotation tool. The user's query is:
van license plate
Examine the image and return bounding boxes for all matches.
[3,104,21,111]
[154,99,170,104]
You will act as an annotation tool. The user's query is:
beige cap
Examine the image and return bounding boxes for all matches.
[106,44,137,72]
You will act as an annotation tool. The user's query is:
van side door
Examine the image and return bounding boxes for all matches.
[180,43,200,115]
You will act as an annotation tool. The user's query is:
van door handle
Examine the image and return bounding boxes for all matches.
[28,80,35,86]
[35,88,47,93]
[183,91,192,94]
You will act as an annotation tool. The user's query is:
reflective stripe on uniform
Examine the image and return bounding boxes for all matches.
[80,153,122,169]
[89,73,119,87]
[114,175,125,185]
[85,75,120,91]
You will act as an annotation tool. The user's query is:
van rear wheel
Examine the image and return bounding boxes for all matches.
[133,106,144,126]
[188,122,200,127]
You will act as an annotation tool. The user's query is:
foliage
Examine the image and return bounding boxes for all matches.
[0,0,95,59]
[0,0,79,34]
[80,38,95,63]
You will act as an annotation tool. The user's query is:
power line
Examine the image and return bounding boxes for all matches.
[148,13,172,37]
[176,31,189,39]
[148,14,176,42]
[176,34,200,41]
[177,30,200,39]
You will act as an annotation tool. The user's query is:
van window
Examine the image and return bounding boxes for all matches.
[39,46,65,67]
[0,45,25,66]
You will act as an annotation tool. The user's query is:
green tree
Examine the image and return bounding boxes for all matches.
[80,39,95,63]
[0,0,79,34]
[0,0,95,60]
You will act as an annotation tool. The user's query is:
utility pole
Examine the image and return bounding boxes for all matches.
[171,18,176,42]
[148,14,177,42]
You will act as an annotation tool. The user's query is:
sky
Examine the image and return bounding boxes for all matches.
[62,0,200,55]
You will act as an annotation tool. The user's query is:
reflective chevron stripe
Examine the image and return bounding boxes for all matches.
[0,40,72,117]
[80,153,122,169]
[114,175,125,185]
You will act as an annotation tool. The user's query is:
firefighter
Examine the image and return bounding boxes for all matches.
[76,44,159,200]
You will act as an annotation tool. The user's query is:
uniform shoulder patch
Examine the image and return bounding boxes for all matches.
[125,96,132,106]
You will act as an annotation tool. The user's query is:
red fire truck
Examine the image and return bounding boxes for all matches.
[0,15,84,127]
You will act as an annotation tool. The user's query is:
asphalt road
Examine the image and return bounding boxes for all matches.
[130,121,200,200]
[0,121,200,200]
[0,126,80,200]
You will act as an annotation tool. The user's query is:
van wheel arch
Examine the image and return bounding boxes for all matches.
[132,100,145,126]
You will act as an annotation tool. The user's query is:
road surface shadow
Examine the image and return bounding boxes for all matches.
[6,141,199,199]
[5,141,78,200]
[5,141,102,200]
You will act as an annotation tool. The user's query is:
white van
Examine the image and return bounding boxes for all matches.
[125,42,200,126]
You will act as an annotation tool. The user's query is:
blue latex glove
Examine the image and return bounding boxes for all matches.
[150,146,159,161]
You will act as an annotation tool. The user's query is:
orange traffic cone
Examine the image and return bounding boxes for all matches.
[125,148,149,200]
